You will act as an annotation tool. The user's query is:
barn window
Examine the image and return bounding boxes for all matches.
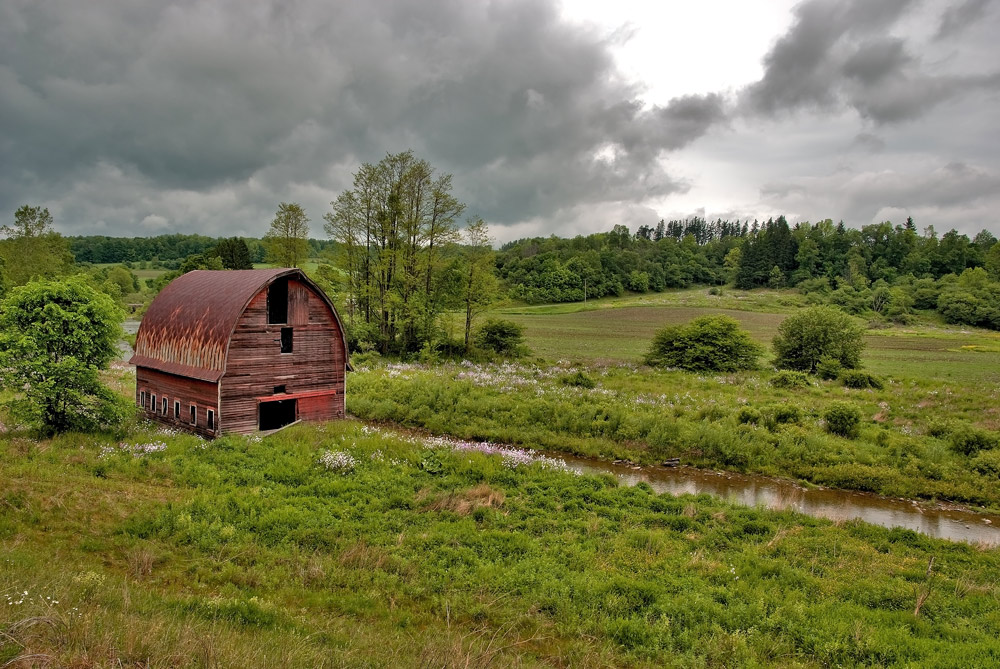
[280,327,293,353]
[151,394,157,413]
[207,410,215,430]
[162,397,168,415]
[268,278,288,324]
[139,391,145,408]
[274,385,286,394]
[190,405,197,425]
[174,401,180,419]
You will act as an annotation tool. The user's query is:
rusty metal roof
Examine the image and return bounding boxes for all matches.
[130,268,337,382]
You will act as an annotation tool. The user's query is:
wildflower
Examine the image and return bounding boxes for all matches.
[319,450,357,473]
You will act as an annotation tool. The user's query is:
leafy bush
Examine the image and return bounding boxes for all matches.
[736,406,762,425]
[841,370,885,390]
[644,315,761,372]
[949,425,998,456]
[824,402,862,439]
[772,306,865,373]
[767,404,802,428]
[815,356,842,381]
[770,370,811,388]
[561,370,596,388]
[971,450,1000,477]
[473,319,526,357]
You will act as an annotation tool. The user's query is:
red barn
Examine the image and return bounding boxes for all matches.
[129,268,349,437]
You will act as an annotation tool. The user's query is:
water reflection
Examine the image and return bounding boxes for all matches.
[563,456,1000,546]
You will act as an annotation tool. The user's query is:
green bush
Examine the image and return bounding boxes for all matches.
[770,370,811,388]
[772,306,865,373]
[736,406,762,425]
[561,370,596,388]
[767,404,802,428]
[841,370,885,390]
[949,425,998,456]
[971,450,1000,477]
[815,356,842,381]
[474,319,526,357]
[824,402,862,438]
[645,315,762,372]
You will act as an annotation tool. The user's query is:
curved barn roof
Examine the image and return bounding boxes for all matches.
[130,268,346,382]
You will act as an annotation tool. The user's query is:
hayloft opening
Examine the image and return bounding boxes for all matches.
[259,398,297,431]
[268,278,288,324]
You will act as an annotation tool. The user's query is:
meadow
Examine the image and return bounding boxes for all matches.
[3,420,1000,667]
[353,288,1000,509]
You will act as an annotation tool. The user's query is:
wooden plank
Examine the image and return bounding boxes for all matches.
[136,367,219,438]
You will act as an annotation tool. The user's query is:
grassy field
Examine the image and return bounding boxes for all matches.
[3,420,1000,667]
[491,288,1000,384]
[350,288,1000,508]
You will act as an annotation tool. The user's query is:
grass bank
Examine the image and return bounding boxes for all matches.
[3,421,999,667]
[347,360,1000,509]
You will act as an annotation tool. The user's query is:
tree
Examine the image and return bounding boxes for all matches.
[265,203,310,268]
[0,205,74,287]
[474,319,525,357]
[772,306,865,373]
[462,218,499,352]
[212,237,254,269]
[644,315,762,372]
[0,277,128,434]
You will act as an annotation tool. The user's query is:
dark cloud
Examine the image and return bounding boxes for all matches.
[740,0,1000,124]
[0,0,723,236]
[936,0,990,40]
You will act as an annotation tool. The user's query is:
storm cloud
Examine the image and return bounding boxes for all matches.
[1,0,999,242]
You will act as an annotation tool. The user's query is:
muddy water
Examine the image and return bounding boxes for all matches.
[560,455,1000,546]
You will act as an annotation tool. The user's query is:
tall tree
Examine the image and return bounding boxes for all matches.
[0,205,74,287]
[461,218,499,352]
[264,203,310,268]
[212,237,254,269]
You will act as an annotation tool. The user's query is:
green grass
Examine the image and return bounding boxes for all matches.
[3,421,999,667]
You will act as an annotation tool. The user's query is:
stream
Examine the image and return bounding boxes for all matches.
[559,454,1000,546]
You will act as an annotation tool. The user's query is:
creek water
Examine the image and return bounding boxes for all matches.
[559,454,1000,546]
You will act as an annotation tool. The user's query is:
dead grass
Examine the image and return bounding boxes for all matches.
[420,484,506,516]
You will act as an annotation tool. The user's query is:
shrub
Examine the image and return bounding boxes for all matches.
[644,315,762,372]
[561,370,596,388]
[772,306,865,373]
[971,450,1000,477]
[824,402,862,438]
[736,406,762,425]
[815,356,842,380]
[841,370,885,390]
[949,425,998,456]
[473,319,526,357]
[770,370,811,388]
[768,404,802,427]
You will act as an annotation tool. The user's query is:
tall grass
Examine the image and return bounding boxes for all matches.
[3,421,1000,666]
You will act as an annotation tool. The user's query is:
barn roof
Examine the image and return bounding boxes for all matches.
[129,268,345,382]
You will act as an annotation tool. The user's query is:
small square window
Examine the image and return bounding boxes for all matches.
[190,405,197,425]
[274,385,286,394]
[207,410,215,430]
[174,401,180,419]
[280,327,293,353]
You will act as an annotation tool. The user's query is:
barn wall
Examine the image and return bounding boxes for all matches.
[220,278,346,434]
[136,367,219,438]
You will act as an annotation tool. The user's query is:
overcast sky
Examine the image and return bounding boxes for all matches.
[2,0,999,244]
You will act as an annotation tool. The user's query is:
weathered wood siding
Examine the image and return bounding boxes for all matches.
[220,278,346,434]
[136,367,219,438]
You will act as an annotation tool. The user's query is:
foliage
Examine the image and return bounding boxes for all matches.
[0,277,129,434]
[841,370,885,390]
[211,237,254,270]
[4,422,1000,666]
[948,425,998,456]
[0,205,75,289]
[769,370,811,388]
[264,202,310,268]
[644,315,761,372]
[560,370,596,388]
[462,219,500,352]
[324,151,468,354]
[772,306,865,373]
[473,318,525,357]
[824,402,862,438]
[815,356,842,380]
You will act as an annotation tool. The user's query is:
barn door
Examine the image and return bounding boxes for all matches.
[259,398,297,431]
